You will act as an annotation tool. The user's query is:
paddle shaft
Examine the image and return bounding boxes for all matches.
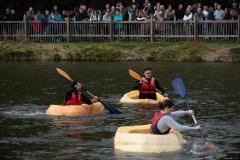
[129,69,164,93]
[85,89,107,106]
[129,70,187,107]
[133,77,182,105]
[56,68,121,114]
[172,78,215,149]
[141,81,182,104]
[83,88,121,114]
[183,97,208,143]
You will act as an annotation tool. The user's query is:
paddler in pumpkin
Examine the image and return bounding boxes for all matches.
[133,68,168,100]
[149,99,201,134]
[64,80,98,105]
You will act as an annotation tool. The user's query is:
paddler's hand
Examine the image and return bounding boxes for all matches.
[163,92,168,97]
[193,125,201,130]
[186,110,194,116]
[91,96,99,103]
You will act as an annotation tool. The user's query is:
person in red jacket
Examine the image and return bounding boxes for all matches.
[133,68,168,100]
[64,80,98,105]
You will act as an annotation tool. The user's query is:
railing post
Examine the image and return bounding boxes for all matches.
[23,14,28,41]
[66,17,70,43]
[109,19,113,42]
[238,15,240,41]
[193,17,198,42]
[150,15,153,43]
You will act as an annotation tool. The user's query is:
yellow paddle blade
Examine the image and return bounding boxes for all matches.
[56,68,73,82]
[128,69,142,81]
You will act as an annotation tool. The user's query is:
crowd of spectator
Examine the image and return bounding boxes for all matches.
[1,0,240,23]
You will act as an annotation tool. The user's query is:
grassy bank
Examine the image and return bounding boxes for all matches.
[0,41,240,62]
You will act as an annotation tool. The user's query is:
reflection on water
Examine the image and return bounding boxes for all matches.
[0,61,239,159]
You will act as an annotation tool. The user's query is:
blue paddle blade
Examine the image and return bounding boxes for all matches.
[107,106,122,114]
[172,77,186,98]
[98,99,121,114]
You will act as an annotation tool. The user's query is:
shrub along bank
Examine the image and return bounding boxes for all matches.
[0,41,239,62]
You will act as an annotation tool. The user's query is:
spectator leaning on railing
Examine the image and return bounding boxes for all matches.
[48,11,56,23]
[229,8,238,20]
[176,4,185,20]
[102,10,111,21]
[43,10,50,23]
[207,7,215,20]
[214,4,225,20]
[55,11,63,22]
[202,6,208,19]
[2,9,10,21]
[25,7,35,21]
[183,8,193,22]
[111,6,116,19]
[137,9,148,21]
[154,6,163,21]
[131,0,140,10]
[113,9,123,33]
[232,2,240,15]
[32,15,40,33]
[125,6,132,21]
[183,8,193,35]
[214,4,225,34]
[36,10,44,23]
[194,7,205,20]
[62,10,68,21]
[143,0,151,13]
[103,3,110,16]
[165,5,175,21]
[131,3,139,21]
[154,2,160,12]
[90,10,101,21]
[214,3,218,11]
[76,7,89,21]
[9,9,18,21]
[225,8,231,20]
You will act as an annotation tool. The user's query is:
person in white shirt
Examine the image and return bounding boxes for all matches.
[183,8,193,21]
[214,4,225,20]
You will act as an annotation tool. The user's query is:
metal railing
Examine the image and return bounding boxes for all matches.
[0,16,240,42]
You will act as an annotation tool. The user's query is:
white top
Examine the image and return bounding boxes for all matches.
[157,110,194,133]
[183,13,193,21]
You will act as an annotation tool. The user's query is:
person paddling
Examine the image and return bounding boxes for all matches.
[149,99,200,134]
[133,68,168,100]
[64,80,98,105]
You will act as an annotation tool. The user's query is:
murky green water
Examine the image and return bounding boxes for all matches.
[0,61,239,159]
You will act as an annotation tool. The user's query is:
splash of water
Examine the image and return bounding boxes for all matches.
[189,139,205,155]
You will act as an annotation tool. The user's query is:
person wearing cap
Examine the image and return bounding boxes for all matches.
[133,68,168,100]
[64,81,98,105]
[149,99,200,134]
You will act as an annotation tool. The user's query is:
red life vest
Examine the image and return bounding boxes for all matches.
[140,77,156,94]
[149,111,170,134]
[66,92,81,105]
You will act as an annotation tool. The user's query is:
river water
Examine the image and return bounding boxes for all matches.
[0,61,239,160]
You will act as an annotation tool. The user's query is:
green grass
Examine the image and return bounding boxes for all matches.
[0,41,239,62]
